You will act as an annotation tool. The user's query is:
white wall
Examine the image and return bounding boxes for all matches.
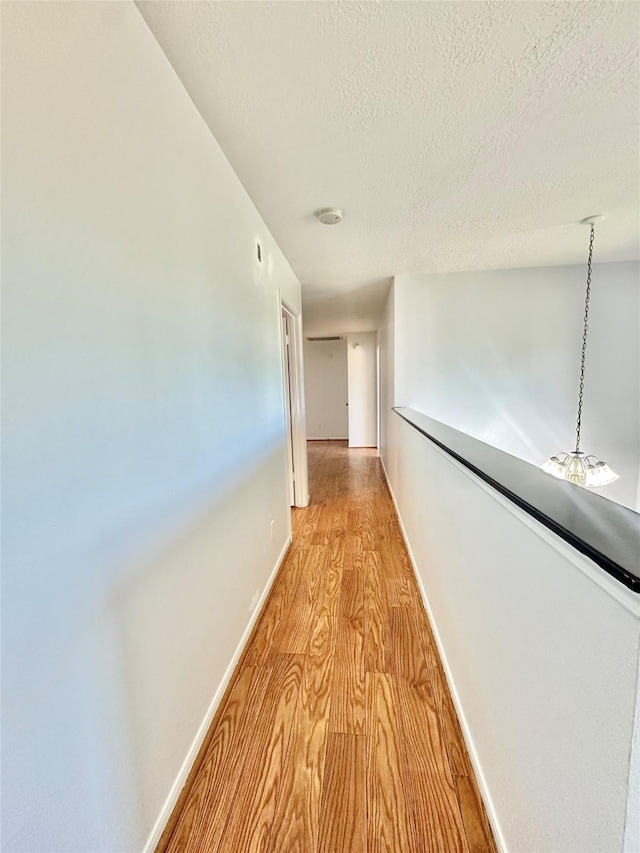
[347,332,378,447]
[2,3,301,851]
[395,263,640,511]
[378,286,396,478]
[379,282,640,852]
[303,338,348,439]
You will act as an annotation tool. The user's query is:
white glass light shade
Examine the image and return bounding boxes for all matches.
[540,455,569,479]
[583,459,619,488]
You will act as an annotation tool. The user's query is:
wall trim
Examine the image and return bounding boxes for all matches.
[622,644,640,852]
[393,407,640,598]
[143,534,292,853]
[379,455,508,853]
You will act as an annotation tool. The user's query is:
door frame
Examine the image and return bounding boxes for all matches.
[376,335,381,453]
[280,295,309,507]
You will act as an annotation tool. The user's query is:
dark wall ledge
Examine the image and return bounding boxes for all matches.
[393,407,640,593]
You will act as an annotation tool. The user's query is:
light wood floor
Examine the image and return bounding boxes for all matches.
[160,441,497,853]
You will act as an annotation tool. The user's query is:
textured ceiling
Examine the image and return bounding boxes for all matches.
[138,1,640,334]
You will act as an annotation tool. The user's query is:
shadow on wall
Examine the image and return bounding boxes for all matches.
[421,273,577,461]
[454,360,565,460]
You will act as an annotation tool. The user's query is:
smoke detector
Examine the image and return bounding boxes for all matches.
[315,208,342,226]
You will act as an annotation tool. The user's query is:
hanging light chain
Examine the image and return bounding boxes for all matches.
[575,223,595,453]
[540,215,618,487]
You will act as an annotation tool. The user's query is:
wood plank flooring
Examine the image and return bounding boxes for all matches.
[160,441,497,853]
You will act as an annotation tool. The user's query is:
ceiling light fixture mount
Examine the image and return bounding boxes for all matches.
[540,215,618,489]
[315,207,343,225]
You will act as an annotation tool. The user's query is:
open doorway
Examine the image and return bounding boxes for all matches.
[303,337,348,440]
[302,333,378,449]
[280,298,309,507]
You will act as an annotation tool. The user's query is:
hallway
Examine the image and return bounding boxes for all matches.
[160,441,496,852]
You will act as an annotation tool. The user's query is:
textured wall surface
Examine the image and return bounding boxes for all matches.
[138,0,640,333]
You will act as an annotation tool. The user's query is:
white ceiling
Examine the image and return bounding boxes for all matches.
[138,1,640,335]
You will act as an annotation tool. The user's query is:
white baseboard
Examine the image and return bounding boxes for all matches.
[142,535,292,853]
[379,456,508,853]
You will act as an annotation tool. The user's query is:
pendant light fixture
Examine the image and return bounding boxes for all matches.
[540,216,619,488]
